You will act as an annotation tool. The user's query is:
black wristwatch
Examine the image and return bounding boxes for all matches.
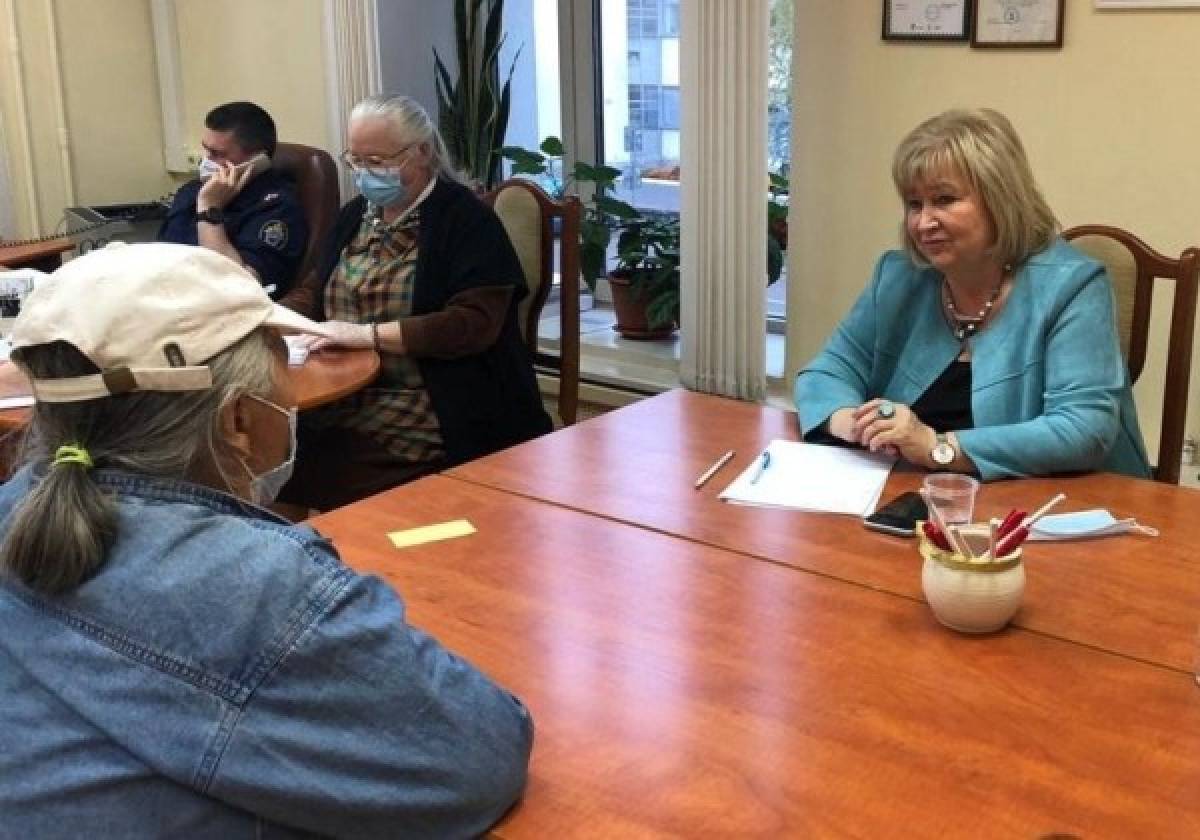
[196,206,225,225]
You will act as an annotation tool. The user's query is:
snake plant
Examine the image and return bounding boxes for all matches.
[434,0,518,190]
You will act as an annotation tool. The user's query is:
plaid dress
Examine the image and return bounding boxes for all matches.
[316,207,445,463]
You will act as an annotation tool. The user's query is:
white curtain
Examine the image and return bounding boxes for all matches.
[326,0,382,197]
[679,0,769,402]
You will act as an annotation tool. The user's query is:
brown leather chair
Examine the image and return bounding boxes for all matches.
[1063,225,1200,484]
[271,142,340,292]
[484,179,582,426]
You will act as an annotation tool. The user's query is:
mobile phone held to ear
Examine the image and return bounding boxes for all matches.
[863,491,928,537]
[236,152,271,179]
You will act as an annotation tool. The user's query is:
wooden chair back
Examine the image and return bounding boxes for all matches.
[484,179,582,426]
[1063,224,1200,483]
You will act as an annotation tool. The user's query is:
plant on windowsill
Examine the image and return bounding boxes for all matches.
[503,138,682,339]
[767,167,789,286]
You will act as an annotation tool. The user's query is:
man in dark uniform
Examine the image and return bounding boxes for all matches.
[158,101,307,298]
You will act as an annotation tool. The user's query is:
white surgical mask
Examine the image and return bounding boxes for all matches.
[239,394,298,506]
[198,157,222,180]
[1029,509,1158,541]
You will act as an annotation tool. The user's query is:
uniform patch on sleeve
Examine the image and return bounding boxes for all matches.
[259,220,288,250]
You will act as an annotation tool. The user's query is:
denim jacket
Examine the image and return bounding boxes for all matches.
[795,241,1151,480]
[0,467,532,838]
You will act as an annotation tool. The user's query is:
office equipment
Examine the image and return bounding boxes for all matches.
[64,201,169,252]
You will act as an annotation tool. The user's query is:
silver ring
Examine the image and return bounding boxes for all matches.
[877,401,896,420]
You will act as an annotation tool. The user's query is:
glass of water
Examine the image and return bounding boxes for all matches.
[923,473,979,525]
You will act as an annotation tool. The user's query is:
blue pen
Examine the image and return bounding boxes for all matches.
[749,449,772,484]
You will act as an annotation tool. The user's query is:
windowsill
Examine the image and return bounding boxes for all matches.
[537,299,786,393]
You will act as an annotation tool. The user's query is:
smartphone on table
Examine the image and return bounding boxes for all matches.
[863,491,928,537]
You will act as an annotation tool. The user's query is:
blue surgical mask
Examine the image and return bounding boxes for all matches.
[354,169,407,208]
[1029,509,1158,541]
[239,394,298,506]
[198,157,222,180]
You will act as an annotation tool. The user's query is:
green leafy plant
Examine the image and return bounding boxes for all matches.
[434,0,518,190]
[503,137,679,330]
[767,167,790,286]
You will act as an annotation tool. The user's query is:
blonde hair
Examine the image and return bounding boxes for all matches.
[350,94,463,184]
[892,108,1058,269]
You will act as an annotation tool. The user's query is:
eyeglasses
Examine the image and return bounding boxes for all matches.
[339,144,418,173]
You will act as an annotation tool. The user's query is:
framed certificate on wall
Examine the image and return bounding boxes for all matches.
[972,0,1066,47]
[883,1,971,41]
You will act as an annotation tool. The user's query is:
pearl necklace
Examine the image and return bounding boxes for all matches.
[942,271,1007,343]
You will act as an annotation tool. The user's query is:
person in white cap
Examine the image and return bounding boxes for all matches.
[0,243,532,837]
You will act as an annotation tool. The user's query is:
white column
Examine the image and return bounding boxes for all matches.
[679,0,769,402]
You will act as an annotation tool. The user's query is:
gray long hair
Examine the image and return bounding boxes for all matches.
[349,94,463,183]
[0,328,279,594]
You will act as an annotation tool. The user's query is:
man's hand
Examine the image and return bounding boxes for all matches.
[197,161,255,212]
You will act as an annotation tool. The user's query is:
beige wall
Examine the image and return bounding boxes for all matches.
[0,0,331,240]
[0,0,174,237]
[176,0,332,158]
[789,0,1200,459]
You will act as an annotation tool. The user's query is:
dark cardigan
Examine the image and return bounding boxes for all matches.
[293,178,552,466]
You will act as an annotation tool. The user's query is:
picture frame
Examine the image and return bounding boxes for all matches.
[1095,1,1200,7]
[882,1,971,42]
[972,0,1065,47]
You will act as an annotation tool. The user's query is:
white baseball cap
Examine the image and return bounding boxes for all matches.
[11,242,329,402]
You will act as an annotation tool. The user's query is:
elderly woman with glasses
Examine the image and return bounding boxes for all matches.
[795,108,1150,480]
[281,94,551,511]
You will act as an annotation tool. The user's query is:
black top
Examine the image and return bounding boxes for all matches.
[158,169,308,298]
[312,179,552,466]
[911,359,973,433]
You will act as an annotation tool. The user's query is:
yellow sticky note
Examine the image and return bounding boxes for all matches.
[388,519,476,549]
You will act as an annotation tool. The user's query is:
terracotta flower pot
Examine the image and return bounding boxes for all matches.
[608,272,676,340]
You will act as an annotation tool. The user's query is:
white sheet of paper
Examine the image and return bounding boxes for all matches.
[718,440,895,516]
[283,335,310,367]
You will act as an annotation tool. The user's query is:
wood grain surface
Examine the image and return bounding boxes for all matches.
[446,389,1200,672]
[312,475,1200,838]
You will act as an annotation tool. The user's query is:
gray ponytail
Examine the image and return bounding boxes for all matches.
[0,328,278,594]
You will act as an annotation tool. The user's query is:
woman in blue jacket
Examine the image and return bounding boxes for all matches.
[795,108,1150,481]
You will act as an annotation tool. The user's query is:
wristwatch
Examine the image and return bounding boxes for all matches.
[196,206,225,225]
[931,432,956,466]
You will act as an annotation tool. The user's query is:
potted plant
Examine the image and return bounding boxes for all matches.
[503,139,681,339]
[434,0,518,190]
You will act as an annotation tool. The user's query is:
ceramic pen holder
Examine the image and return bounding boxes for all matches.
[917,522,1025,634]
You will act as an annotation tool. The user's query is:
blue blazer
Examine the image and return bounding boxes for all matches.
[794,240,1151,481]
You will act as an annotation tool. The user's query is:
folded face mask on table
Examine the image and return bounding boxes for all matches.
[1029,509,1159,541]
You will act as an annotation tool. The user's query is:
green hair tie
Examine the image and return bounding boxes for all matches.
[53,444,94,469]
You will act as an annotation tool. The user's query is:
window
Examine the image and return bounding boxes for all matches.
[601,0,681,213]
[500,0,562,182]
[766,0,792,326]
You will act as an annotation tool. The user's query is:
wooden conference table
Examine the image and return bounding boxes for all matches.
[447,389,1200,673]
[0,237,74,272]
[311,390,1200,836]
